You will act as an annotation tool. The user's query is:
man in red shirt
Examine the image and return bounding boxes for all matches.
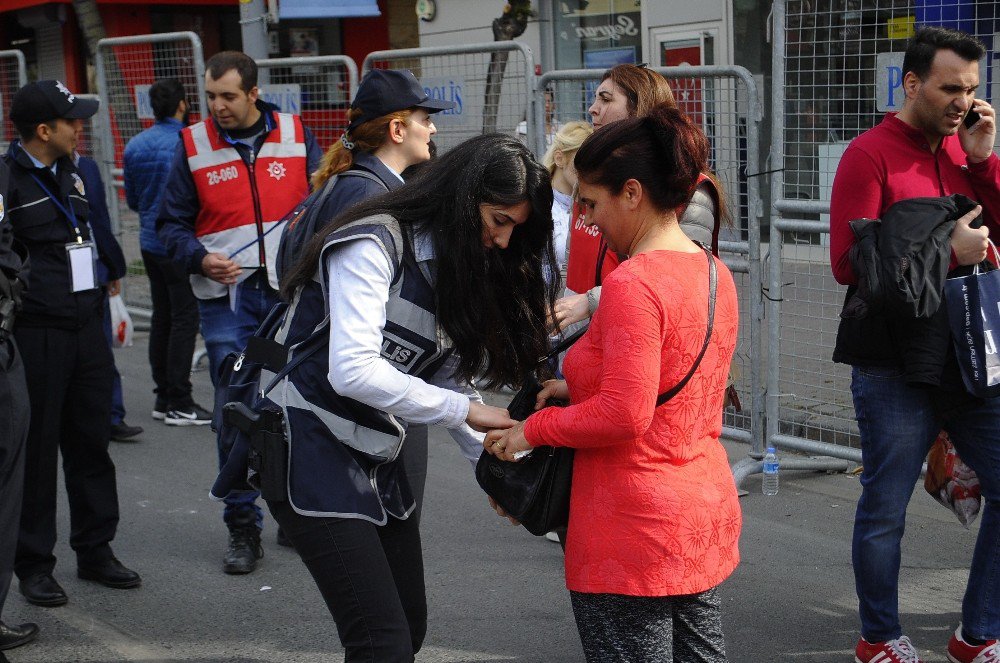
[829,27,1000,663]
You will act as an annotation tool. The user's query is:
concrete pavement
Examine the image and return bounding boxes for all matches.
[2,332,982,662]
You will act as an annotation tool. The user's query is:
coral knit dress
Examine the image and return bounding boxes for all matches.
[524,249,742,596]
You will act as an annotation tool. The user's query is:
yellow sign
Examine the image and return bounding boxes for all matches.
[887,16,915,40]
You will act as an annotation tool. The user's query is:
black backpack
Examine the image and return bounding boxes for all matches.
[275,169,387,281]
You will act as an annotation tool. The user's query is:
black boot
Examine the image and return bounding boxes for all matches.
[223,523,263,574]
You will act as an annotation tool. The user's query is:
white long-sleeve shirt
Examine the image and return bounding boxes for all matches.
[324,230,485,463]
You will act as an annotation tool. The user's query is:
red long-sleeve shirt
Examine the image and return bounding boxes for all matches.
[524,250,741,596]
[830,113,1000,285]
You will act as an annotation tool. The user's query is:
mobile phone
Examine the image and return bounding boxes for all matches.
[964,108,982,130]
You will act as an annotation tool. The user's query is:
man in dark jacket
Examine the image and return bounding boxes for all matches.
[124,78,206,427]
[0,155,39,660]
[829,28,1000,663]
[75,150,143,442]
[158,51,321,574]
[3,80,140,609]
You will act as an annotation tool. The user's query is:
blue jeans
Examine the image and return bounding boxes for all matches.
[851,366,1000,642]
[198,270,280,528]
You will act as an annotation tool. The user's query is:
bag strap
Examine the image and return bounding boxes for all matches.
[339,168,390,191]
[656,245,717,406]
[535,245,716,406]
[260,319,329,398]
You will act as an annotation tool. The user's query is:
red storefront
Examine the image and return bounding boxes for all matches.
[0,0,403,95]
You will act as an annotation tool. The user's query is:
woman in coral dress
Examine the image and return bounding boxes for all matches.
[485,105,741,662]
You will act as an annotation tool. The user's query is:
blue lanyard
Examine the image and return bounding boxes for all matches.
[29,172,84,244]
[227,220,286,260]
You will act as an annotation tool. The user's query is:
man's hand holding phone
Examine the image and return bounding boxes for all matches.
[960,100,996,163]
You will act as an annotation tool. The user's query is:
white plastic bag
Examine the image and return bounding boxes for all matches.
[109,294,134,348]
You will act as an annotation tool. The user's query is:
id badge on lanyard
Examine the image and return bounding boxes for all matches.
[29,172,99,293]
[65,241,98,292]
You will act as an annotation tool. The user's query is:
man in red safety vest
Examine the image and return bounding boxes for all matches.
[157,50,321,575]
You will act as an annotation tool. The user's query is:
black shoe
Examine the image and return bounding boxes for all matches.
[223,525,263,574]
[0,621,39,651]
[152,398,167,421]
[77,557,142,589]
[276,526,293,548]
[110,421,144,441]
[19,573,67,607]
[164,403,212,427]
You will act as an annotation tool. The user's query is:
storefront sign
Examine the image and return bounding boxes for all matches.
[554,8,642,70]
[574,15,639,42]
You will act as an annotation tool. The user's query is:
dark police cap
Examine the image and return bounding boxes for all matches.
[348,69,456,134]
[10,80,99,124]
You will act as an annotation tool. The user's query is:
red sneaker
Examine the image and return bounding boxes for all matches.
[948,627,999,663]
[855,636,923,663]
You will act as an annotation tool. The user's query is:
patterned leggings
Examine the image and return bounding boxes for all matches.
[570,587,727,663]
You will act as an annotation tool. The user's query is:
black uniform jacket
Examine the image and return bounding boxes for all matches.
[2,141,104,329]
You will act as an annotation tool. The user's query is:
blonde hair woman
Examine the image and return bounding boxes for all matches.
[541,120,593,276]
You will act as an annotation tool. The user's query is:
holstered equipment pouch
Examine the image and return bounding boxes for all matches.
[223,401,288,501]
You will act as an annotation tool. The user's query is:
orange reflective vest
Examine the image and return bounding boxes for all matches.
[182,111,308,298]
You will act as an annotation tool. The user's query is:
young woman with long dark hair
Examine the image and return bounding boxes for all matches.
[273,133,557,662]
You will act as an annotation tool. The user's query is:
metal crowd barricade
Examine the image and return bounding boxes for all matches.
[256,56,359,152]
[768,0,998,465]
[362,42,536,154]
[539,66,772,480]
[95,31,206,311]
[0,50,27,153]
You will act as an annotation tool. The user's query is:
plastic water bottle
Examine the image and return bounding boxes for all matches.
[762,447,779,496]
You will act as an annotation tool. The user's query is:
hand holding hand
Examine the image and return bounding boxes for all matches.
[466,401,516,433]
[202,253,242,285]
[951,205,988,266]
[960,100,996,163]
[549,293,589,332]
[482,421,531,462]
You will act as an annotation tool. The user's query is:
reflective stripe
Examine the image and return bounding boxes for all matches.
[190,122,212,155]
[282,380,404,461]
[188,144,238,174]
[277,112,296,143]
[257,142,307,160]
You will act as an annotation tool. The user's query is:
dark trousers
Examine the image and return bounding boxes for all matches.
[570,587,727,663]
[401,425,428,526]
[14,317,119,578]
[0,337,29,615]
[142,250,198,410]
[267,500,427,663]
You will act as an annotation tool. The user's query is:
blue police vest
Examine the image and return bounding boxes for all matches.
[272,214,452,523]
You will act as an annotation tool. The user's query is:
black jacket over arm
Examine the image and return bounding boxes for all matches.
[834,194,982,414]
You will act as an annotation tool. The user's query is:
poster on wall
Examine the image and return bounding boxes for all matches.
[289,28,319,57]
[661,40,704,126]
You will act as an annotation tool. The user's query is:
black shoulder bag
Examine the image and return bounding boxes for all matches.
[476,246,718,536]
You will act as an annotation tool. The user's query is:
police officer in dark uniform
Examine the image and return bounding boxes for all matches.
[3,80,140,608]
[0,155,38,661]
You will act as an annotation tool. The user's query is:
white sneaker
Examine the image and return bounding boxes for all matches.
[164,404,213,426]
[544,531,561,543]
